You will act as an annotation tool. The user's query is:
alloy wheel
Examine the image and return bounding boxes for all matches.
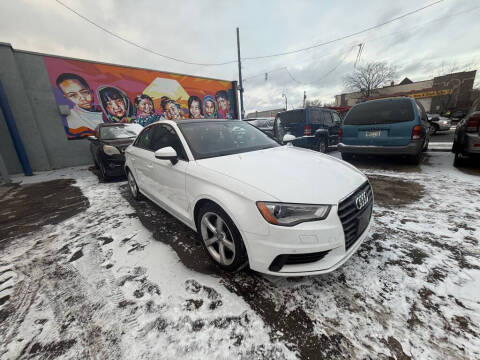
[200,212,236,266]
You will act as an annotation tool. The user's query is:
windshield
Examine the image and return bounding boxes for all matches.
[344,99,414,125]
[178,121,279,160]
[100,124,142,140]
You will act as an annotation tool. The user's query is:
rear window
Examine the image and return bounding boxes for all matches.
[277,110,306,125]
[344,99,414,125]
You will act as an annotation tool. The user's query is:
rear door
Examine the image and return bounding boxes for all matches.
[342,99,415,146]
[130,125,155,195]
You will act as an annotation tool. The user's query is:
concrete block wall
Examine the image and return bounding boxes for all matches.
[0,43,92,175]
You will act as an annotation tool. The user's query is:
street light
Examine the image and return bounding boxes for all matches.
[282,92,287,111]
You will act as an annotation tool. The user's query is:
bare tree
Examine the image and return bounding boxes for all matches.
[344,62,396,99]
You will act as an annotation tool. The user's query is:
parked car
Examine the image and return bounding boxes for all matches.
[244,118,274,137]
[452,111,480,167]
[273,107,341,153]
[338,97,431,164]
[125,119,373,276]
[427,114,452,134]
[89,123,143,180]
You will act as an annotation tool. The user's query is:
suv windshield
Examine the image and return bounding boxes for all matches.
[344,99,414,125]
[178,121,279,159]
[100,124,142,140]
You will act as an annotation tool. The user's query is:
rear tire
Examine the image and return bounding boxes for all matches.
[317,138,327,153]
[453,152,465,167]
[197,203,248,272]
[341,153,354,161]
[127,170,142,200]
[408,152,422,165]
[431,124,439,135]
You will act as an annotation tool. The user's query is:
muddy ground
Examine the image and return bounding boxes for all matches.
[0,153,479,359]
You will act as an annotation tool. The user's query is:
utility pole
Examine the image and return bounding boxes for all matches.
[282,92,287,111]
[236,27,244,120]
[303,91,307,108]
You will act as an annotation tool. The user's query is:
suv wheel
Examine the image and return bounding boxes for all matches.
[197,203,248,272]
[341,153,354,161]
[317,138,327,153]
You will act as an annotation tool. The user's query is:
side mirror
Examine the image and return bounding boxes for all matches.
[88,135,97,141]
[282,134,296,144]
[154,146,178,164]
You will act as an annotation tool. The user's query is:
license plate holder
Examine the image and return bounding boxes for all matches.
[365,130,381,137]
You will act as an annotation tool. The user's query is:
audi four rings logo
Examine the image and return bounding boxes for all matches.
[355,192,369,210]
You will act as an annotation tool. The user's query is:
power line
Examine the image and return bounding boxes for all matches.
[242,0,444,61]
[54,0,237,66]
[55,0,444,67]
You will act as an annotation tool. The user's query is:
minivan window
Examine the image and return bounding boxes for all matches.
[324,112,334,125]
[344,99,414,125]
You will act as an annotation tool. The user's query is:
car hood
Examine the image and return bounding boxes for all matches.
[196,146,367,204]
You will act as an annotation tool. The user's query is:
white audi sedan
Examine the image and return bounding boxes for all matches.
[124,119,373,276]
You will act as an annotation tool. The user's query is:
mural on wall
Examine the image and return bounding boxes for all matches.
[43,57,236,139]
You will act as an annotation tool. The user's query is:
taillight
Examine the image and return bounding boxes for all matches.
[411,125,421,140]
[338,127,342,141]
[304,125,312,136]
[466,115,480,133]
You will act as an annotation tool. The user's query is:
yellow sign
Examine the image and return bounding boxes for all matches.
[408,89,451,99]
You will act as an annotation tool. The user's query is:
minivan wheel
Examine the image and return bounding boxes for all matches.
[317,138,327,153]
[127,171,142,200]
[453,152,465,167]
[408,152,422,165]
[197,203,248,272]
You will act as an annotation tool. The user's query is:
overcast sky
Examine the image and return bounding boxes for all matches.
[1,0,479,114]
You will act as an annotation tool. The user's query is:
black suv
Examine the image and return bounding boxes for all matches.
[273,107,341,152]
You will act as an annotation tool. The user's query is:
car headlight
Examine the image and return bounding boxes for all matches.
[256,202,331,226]
[103,145,121,156]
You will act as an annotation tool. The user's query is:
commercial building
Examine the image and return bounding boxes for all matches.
[246,108,284,119]
[335,71,476,113]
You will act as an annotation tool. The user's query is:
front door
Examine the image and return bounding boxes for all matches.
[148,124,190,221]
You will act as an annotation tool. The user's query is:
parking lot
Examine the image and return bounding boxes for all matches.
[0,151,479,359]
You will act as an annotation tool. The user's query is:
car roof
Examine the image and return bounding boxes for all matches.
[98,123,131,127]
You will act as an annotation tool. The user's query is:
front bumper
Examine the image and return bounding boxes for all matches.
[244,204,373,276]
[338,140,422,155]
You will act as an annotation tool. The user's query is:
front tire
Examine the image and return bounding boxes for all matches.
[99,161,110,182]
[197,203,248,272]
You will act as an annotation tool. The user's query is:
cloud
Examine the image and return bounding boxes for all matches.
[0,0,479,115]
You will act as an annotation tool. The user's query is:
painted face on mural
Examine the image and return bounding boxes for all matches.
[59,79,94,111]
[217,96,229,112]
[167,102,181,119]
[205,100,215,117]
[106,97,126,118]
[189,100,202,119]
[137,98,154,117]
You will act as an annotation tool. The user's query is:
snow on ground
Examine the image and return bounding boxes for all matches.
[1,152,479,359]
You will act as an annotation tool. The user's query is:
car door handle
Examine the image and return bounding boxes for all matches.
[146,164,153,169]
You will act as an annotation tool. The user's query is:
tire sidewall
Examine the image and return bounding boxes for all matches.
[317,137,327,153]
[197,203,248,272]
